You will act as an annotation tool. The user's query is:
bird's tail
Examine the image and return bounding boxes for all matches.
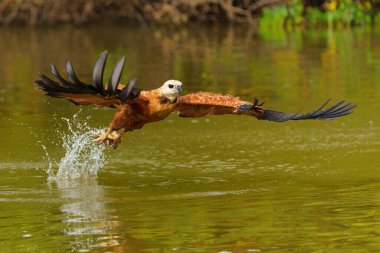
[238,99,356,122]
[35,51,141,106]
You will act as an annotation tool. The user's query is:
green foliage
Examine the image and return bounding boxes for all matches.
[260,0,376,28]
[260,0,304,28]
[260,5,289,28]
[286,0,304,26]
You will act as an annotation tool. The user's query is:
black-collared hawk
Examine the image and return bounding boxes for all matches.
[35,51,356,149]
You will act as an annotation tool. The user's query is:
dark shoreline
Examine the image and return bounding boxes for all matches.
[0,0,378,27]
[0,0,280,25]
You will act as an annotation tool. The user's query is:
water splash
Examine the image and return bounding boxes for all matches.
[39,142,54,178]
[41,112,107,180]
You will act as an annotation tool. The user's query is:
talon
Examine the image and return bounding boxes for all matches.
[92,129,122,147]
[107,131,119,141]
[93,129,112,144]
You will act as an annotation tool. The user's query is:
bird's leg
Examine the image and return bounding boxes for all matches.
[93,110,127,145]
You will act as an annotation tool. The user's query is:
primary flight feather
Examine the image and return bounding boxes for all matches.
[35,51,356,149]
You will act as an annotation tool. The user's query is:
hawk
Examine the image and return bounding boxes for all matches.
[35,51,356,149]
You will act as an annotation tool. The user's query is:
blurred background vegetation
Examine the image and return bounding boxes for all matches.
[0,0,380,27]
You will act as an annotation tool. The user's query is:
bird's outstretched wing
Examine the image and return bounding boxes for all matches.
[35,51,142,108]
[177,92,356,122]
[177,92,259,117]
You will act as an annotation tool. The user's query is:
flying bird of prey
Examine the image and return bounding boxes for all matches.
[35,51,356,149]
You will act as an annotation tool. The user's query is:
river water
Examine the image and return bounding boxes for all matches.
[0,24,379,252]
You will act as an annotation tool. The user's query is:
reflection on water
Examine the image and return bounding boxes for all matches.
[0,24,379,252]
[52,177,120,251]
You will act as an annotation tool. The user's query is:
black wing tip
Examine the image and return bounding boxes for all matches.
[36,51,110,96]
[118,78,141,103]
[92,51,109,95]
[36,50,142,102]
[262,99,356,122]
[316,102,357,120]
[311,100,356,120]
[262,110,297,122]
[107,56,126,95]
[34,79,63,98]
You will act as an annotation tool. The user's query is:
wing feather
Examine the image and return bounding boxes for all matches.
[35,51,142,108]
[177,92,355,121]
[177,92,257,117]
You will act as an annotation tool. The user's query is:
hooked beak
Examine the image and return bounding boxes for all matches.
[177,86,183,95]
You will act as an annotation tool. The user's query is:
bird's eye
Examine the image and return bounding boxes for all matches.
[168,84,174,88]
